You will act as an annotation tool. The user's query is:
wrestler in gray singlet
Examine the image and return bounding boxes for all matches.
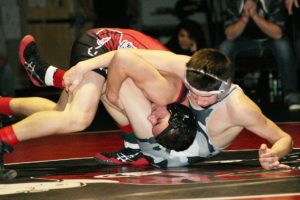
[138,84,240,168]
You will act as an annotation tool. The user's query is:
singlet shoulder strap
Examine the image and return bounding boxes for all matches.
[175,82,188,103]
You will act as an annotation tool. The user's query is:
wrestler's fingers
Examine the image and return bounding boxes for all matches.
[259,144,268,155]
[64,82,71,93]
[269,160,280,167]
[259,157,277,164]
[277,163,291,169]
[269,162,291,170]
[68,81,78,93]
[259,151,276,158]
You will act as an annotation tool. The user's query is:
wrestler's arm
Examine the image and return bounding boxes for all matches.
[63,51,117,92]
[64,49,188,92]
[106,49,183,107]
[78,49,187,75]
[231,93,293,170]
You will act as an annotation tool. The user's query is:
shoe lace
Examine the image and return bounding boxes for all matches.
[24,43,48,84]
[105,148,141,159]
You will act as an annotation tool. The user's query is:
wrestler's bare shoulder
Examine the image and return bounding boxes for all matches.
[225,89,262,124]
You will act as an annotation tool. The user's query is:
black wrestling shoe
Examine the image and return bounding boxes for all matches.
[19,35,49,87]
[0,141,17,181]
[94,148,150,166]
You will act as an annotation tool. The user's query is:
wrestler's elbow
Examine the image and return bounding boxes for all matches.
[112,49,134,71]
[287,135,294,152]
[115,49,135,61]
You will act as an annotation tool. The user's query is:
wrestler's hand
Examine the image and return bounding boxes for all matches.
[285,0,299,15]
[259,144,290,170]
[63,65,84,93]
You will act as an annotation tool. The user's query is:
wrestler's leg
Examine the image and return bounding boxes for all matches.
[54,90,69,111]
[105,78,154,138]
[117,79,153,139]
[102,95,129,126]
[0,97,56,116]
[96,79,151,166]
[0,71,103,145]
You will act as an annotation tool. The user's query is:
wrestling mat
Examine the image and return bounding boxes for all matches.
[1,122,300,200]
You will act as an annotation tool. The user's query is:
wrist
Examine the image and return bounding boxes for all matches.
[238,20,247,27]
[76,61,87,74]
[252,13,260,21]
[239,16,248,25]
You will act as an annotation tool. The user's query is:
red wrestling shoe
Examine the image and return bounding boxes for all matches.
[19,35,49,87]
[94,148,150,166]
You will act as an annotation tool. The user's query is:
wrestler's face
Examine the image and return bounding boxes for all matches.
[148,105,170,137]
[188,91,218,108]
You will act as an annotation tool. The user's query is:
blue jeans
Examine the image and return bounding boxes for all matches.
[219,36,299,96]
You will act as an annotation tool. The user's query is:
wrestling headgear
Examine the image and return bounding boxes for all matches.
[184,68,231,100]
[155,103,197,151]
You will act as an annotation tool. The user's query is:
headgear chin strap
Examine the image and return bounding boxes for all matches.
[155,103,197,151]
[184,68,231,99]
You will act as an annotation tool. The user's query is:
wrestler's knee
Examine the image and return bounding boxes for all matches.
[64,111,94,132]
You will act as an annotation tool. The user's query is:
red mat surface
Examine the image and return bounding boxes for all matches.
[4,122,300,163]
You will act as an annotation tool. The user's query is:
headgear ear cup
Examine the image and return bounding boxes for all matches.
[217,79,231,100]
[184,68,232,97]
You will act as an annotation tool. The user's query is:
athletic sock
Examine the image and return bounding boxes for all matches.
[0,126,19,146]
[53,69,65,89]
[44,66,65,89]
[0,97,12,116]
[119,124,140,150]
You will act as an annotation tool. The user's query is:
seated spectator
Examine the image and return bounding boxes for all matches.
[285,0,300,64]
[165,19,206,56]
[219,0,300,111]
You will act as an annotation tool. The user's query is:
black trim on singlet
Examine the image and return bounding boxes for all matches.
[198,124,216,153]
[191,107,216,154]
[93,67,108,79]
[175,83,188,103]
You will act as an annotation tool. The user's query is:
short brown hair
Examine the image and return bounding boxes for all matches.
[186,48,232,91]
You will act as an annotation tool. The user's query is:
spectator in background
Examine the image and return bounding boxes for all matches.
[0,25,14,97]
[285,0,300,64]
[165,19,206,56]
[219,0,300,111]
